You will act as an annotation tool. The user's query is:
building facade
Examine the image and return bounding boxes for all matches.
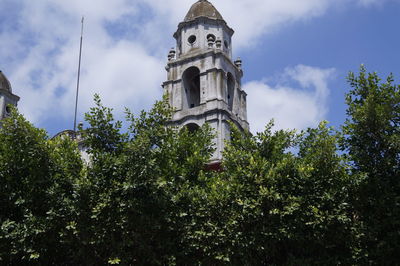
[0,71,20,126]
[163,0,249,163]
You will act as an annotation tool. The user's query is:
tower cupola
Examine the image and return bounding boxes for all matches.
[174,0,234,59]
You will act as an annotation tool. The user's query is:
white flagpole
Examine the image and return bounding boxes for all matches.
[73,16,84,135]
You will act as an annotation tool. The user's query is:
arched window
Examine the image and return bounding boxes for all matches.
[183,67,201,109]
[224,40,229,49]
[5,105,11,115]
[227,73,235,111]
[185,123,200,134]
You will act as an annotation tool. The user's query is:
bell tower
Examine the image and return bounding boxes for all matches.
[0,70,20,124]
[163,0,249,163]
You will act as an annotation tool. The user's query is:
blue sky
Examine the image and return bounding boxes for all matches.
[0,0,399,135]
[245,1,400,130]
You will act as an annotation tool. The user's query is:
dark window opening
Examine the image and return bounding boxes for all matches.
[188,35,196,45]
[183,67,201,109]
[185,123,200,134]
[227,73,235,111]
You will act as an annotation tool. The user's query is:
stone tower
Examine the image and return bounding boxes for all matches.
[163,0,249,164]
[0,71,20,124]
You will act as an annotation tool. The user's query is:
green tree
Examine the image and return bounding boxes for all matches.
[1,66,399,265]
[69,95,215,264]
[0,106,82,264]
[177,121,355,265]
[0,96,216,265]
[343,66,400,264]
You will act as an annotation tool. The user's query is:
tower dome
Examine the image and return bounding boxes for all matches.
[0,71,12,93]
[184,0,224,22]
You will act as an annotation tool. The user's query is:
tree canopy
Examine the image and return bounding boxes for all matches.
[0,67,399,265]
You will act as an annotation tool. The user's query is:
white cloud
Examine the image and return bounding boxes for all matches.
[0,0,391,132]
[246,65,336,133]
[3,0,158,125]
[139,0,334,49]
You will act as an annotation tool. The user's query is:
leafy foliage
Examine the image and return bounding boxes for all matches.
[0,67,398,265]
[195,122,356,265]
[0,106,83,264]
[343,66,400,264]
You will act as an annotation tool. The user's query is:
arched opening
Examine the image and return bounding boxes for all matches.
[227,73,235,111]
[224,40,229,49]
[5,105,11,115]
[183,67,201,109]
[185,123,200,134]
